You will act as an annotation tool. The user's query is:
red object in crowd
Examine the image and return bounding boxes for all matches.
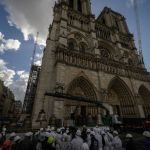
[144,120,150,126]
[1,139,13,149]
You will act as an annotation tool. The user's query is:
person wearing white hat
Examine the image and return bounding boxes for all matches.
[71,129,83,150]
[125,133,136,150]
[2,126,6,137]
[95,129,103,150]
[56,133,71,150]
[9,132,16,139]
[100,130,112,150]
[86,129,91,147]
[81,138,89,150]
[143,131,150,150]
[90,131,99,150]
[112,131,122,150]
[55,128,62,144]
[11,136,22,150]
[19,132,34,150]
[143,131,150,138]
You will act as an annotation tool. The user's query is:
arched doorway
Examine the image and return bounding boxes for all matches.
[64,76,98,126]
[139,85,150,117]
[108,77,136,118]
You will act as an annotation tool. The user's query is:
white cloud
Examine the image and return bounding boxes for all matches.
[0,59,15,87]
[126,0,146,8]
[9,70,29,101]
[2,0,56,46]
[0,32,21,53]
[0,59,29,101]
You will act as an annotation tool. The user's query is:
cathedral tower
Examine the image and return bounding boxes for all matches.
[32,1,150,128]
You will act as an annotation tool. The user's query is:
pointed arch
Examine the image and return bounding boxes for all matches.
[98,41,115,58]
[138,85,150,117]
[108,76,136,117]
[68,38,77,50]
[64,76,98,126]
[67,76,97,100]
[79,42,88,53]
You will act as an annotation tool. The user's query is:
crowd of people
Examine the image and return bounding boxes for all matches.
[0,125,150,150]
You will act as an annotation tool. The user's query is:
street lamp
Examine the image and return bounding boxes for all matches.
[36,109,47,128]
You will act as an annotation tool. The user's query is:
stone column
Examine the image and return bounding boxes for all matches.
[135,94,145,118]
[74,0,77,11]
[82,0,87,15]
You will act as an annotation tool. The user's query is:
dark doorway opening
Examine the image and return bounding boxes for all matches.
[77,0,82,12]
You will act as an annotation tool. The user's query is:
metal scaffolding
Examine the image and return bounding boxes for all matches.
[23,65,41,113]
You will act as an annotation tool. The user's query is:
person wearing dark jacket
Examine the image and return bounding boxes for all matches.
[11,136,22,150]
[90,131,99,150]
[19,132,34,150]
[143,131,150,150]
[125,134,136,150]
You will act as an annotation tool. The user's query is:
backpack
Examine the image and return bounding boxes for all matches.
[47,136,54,144]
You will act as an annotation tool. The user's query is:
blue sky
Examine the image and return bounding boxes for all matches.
[0,0,149,101]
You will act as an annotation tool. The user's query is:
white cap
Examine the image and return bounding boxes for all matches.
[2,128,6,132]
[35,131,39,136]
[113,131,118,135]
[51,127,55,131]
[40,128,44,131]
[57,128,61,133]
[76,130,81,136]
[46,126,51,131]
[14,136,21,142]
[126,133,133,138]
[25,132,33,137]
[143,131,150,137]
[66,130,69,134]
[9,132,16,138]
[87,129,91,133]
[91,131,96,136]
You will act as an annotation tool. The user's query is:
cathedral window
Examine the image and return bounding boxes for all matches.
[102,18,106,25]
[114,19,120,31]
[100,48,110,58]
[68,42,74,50]
[68,39,77,50]
[128,58,133,65]
[79,42,87,53]
[77,0,82,12]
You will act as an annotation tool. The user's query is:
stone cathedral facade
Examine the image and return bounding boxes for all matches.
[32,0,150,128]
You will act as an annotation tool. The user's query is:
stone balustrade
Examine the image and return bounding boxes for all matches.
[55,48,150,82]
[68,9,90,31]
[96,23,111,41]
